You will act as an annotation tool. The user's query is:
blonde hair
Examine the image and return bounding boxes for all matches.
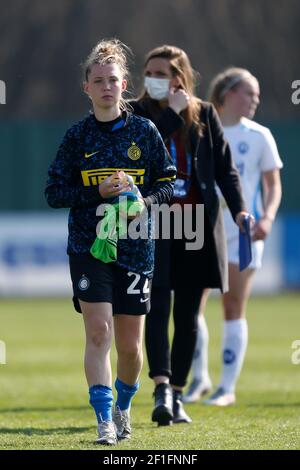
[82,39,132,111]
[141,45,202,142]
[209,67,257,110]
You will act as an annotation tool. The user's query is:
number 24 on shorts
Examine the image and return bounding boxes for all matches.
[127,272,150,301]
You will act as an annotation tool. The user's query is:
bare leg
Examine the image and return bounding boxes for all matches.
[113,314,145,439]
[222,264,255,320]
[114,314,145,385]
[80,300,113,387]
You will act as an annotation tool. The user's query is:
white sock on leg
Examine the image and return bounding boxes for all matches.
[219,318,248,393]
[191,314,211,384]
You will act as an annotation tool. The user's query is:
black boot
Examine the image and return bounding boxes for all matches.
[152,383,173,426]
[173,390,192,424]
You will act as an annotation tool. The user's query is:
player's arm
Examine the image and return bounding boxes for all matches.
[252,128,283,240]
[208,104,249,226]
[252,169,282,241]
[45,129,103,209]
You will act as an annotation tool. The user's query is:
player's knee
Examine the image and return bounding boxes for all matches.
[223,296,243,318]
[88,321,112,348]
[119,342,142,363]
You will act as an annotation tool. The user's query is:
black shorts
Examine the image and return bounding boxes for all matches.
[69,253,151,315]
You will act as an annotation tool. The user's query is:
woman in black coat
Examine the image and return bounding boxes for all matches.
[130,45,249,425]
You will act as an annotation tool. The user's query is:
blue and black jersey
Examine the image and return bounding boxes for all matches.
[45,111,176,277]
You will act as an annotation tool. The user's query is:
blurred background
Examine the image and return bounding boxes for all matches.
[0,0,300,297]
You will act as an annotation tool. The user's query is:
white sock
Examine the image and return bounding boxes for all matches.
[191,314,211,384]
[219,318,248,394]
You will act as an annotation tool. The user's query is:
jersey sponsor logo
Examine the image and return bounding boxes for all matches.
[140,297,149,303]
[223,349,236,364]
[237,141,249,154]
[81,168,145,187]
[127,142,141,161]
[84,151,99,159]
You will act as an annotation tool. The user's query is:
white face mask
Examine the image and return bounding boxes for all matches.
[144,76,170,101]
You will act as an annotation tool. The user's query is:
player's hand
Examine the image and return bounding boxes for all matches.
[98,171,130,198]
[168,87,190,114]
[252,216,273,241]
[119,197,146,221]
[127,198,146,220]
[235,211,255,233]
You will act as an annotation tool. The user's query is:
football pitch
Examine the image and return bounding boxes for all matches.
[0,293,300,450]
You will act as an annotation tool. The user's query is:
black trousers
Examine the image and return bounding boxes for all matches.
[145,285,204,388]
[145,209,220,388]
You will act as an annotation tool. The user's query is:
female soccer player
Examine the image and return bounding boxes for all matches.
[184,67,283,406]
[130,46,250,425]
[45,39,176,445]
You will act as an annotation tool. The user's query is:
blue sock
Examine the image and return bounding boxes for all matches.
[115,378,139,411]
[89,384,113,423]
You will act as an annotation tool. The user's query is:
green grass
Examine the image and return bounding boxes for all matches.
[1,293,300,450]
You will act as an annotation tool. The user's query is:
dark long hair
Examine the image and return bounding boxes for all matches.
[139,45,203,145]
